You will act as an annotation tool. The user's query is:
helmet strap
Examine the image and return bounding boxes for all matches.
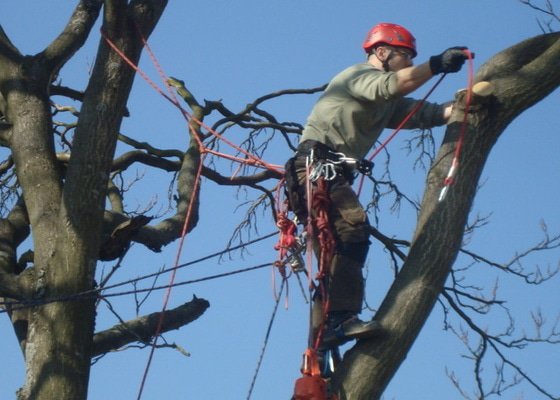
[374,47,393,72]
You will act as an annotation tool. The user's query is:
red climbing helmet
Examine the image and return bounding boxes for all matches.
[362,23,417,58]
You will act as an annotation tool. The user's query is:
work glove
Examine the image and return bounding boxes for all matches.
[429,47,472,75]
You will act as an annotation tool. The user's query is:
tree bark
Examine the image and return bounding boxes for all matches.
[92,296,209,357]
[0,2,169,399]
[331,32,560,399]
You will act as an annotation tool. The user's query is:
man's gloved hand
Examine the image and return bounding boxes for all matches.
[429,47,472,75]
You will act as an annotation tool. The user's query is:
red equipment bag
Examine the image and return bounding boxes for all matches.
[292,349,337,400]
[293,374,329,400]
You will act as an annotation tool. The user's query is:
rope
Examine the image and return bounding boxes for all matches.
[299,162,337,351]
[304,159,317,349]
[101,29,283,176]
[136,154,205,399]
[136,26,182,106]
[246,278,286,400]
[0,263,272,313]
[356,73,447,196]
[0,230,277,313]
[273,208,297,304]
[101,29,178,106]
[309,178,335,351]
[274,209,298,265]
[102,29,260,399]
[100,29,288,399]
[438,50,475,202]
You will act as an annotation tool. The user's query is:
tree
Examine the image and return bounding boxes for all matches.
[331,31,560,399]
[0,1,558,399]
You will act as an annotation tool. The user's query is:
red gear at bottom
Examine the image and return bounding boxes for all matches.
[292,349,338,400]
[293,375,331,400]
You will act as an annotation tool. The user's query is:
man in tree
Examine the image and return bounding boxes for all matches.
[285,22,470,353]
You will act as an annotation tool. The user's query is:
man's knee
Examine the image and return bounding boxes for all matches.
[336,240,370,264]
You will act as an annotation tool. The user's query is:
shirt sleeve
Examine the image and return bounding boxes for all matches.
[346,68,400,101]
[387,98,447,129]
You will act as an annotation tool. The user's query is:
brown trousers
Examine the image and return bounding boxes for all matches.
[286,155,370,315]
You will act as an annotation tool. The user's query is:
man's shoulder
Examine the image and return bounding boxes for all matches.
[333,62,384,82]
[341,62,378,74]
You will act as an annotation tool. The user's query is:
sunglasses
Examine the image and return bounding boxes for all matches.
[392,48,414,60]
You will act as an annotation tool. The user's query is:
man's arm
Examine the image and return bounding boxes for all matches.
[394,47,471,96]
[394,62,434,96]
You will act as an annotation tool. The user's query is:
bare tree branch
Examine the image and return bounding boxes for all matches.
[91,295,209,357]
[41,0,103,74]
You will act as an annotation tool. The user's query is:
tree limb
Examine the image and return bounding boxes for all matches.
[0,25,21,63]
[202,165,282,186]
[41,0,103,75]
[331,32,560,399]
[91,295,209,357]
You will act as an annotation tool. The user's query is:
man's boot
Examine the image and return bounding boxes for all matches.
[322,311,381,347]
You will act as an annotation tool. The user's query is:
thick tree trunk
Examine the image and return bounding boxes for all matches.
[1,2,169,399]
[331,32,560,399]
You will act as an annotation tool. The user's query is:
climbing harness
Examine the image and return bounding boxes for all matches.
[273,166,340,399]
[297,141,373,184]
[287,149,343,399]
[308,153,373,182]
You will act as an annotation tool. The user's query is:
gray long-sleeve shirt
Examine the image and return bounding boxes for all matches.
[301,63,447,160]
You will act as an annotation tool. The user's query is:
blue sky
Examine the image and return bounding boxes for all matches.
[1,1,559,399]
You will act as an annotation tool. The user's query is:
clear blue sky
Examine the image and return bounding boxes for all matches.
[1,1,559,399]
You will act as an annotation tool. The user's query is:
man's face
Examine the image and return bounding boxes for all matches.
[377,46,414,71]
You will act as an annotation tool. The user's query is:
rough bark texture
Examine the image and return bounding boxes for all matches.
[92,296,209,356]
[0,2,179,399]
[330,32,560,399]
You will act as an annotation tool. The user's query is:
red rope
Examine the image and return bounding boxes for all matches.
[272,207,295,307]
[99,29,282,399]
[306,178,336,351]
[136,153,206,399]
[355,73,447,196]
[312,179,335,281]
[274,212,297,263]
[136,26,181,105]
[101,29,178,106]
[369,74,447,162]
[101,29,283,176]
[100,28,304,399]
[438,50,475,201]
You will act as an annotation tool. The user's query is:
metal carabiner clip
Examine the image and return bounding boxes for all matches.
[328,152,347,165]
[322,162,339,181]
[309,161,323,182]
